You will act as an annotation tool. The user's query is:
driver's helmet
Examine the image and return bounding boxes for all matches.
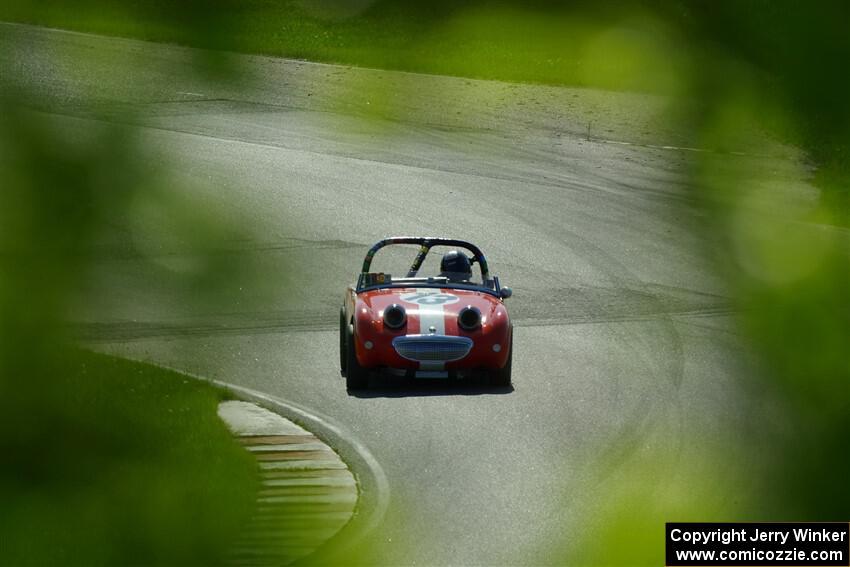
[439,250,472,282]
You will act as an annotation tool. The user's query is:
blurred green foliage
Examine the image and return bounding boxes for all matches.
[0,85,259,567]
[1,0,848,564]
[0,350,258,565]
[0,4,263,565]
[677,0,850,521]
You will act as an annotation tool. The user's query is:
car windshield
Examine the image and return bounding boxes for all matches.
[363,244,489,290]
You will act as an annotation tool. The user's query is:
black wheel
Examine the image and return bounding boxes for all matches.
[490,336,513,387]
[339,308,347,373]
[346,324,369,390]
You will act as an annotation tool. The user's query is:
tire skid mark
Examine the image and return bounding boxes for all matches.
[487,183,691,504]
[34,103,699,210]
[73,304,732,343]
[83,236,366,262]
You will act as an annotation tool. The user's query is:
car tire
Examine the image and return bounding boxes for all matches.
[490,335,513,387]
[339,307,347,373]
[346,324,369,390]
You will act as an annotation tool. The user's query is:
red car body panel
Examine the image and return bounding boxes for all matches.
[345,286,511,371]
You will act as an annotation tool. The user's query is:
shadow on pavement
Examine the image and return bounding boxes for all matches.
[345,373,514,398]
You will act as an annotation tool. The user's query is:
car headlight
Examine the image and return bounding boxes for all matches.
[458,306,481,331]
[383,304,406,329]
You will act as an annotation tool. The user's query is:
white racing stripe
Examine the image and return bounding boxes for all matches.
[417,306,446,336]
[417,303,446,372]
[399,290,459,372]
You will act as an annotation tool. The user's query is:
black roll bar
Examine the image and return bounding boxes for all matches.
[360,236,490,281]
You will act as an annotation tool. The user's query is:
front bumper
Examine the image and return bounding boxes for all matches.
[355,330,510,371]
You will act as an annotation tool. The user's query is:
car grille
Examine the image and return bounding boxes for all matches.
[392,335,473,363]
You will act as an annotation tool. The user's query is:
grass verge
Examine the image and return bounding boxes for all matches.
[0,349,258,566]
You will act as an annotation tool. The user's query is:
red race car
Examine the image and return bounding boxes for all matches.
[340,237,513,390]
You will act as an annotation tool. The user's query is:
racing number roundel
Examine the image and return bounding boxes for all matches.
[399,292,460,306]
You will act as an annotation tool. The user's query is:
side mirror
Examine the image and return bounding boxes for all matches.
[499,287,513,299]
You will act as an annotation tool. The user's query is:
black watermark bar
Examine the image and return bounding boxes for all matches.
[666,523,849,566]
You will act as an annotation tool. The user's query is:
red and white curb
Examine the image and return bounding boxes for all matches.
[218,401,358,566]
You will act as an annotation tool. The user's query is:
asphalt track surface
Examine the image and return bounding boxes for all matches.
[2,23,787,565]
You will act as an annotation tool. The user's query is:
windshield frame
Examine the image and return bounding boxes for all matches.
[358,279,501,297]
[356,237,499,296]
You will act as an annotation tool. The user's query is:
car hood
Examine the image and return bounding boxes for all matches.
[357,287,507,335]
